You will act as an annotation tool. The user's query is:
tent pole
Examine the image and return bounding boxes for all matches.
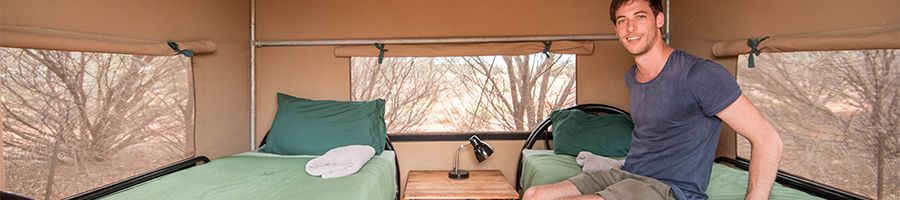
[253,34,618,47]
[249,0,257,151]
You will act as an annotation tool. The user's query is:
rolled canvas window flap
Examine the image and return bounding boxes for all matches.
[1,24,215,56]
[334,40,593,57]
[712,24,900,57]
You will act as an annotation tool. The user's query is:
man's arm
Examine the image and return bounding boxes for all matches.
[717,95,783,200]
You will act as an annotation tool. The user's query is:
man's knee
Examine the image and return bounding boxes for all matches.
[522,187,536,199]
[522,185,543,200]
[522,181,582,200]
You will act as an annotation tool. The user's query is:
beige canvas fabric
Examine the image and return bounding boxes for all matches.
[712,24,900,57]
[1,24,215,56]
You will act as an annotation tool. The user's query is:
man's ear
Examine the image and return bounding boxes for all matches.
[655,12,665,29]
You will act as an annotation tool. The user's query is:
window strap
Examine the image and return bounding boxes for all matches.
[167,41,194,57]
[746,36,769,68]
[542,41,552,58]
[375,43,388,64]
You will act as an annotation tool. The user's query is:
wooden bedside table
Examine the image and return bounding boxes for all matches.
[403,170,519,200]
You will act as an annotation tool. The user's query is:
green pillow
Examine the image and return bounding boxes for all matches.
[551,109,633,157]
[260,93,386,155]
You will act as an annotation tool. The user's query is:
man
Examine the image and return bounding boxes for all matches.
[522,0,783,199]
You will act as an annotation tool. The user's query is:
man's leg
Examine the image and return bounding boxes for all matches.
[524,169,674,200]
[596,178,674,200]
[523,169,618,200]
[522,180,590,200]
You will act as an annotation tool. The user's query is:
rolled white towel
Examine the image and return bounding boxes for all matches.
[576,151,625,173]
[306,145,376,179]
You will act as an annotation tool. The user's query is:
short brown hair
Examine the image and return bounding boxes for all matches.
[609,0,664,24]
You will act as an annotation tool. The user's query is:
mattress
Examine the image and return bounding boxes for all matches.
[519,149,821,200]
[100,151,397,200]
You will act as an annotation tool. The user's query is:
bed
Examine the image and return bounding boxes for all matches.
[71,141,399,200]
[516,104,864,200]
[519,149,820,199]
[93,150,397,200]
[69,94,400,200]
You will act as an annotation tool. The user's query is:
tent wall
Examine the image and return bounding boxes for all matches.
[2,0,896,195]
[0,0,251,168]
[254,0,635,190]
[670,0,900,158]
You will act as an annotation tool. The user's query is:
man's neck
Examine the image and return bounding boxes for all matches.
[634,44,675,83]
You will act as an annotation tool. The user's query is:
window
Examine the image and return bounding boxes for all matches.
[736,49,899,199]
[351,53,576,135]
[1,47,195,199]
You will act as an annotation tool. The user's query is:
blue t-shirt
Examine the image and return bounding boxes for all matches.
[622,50,741,200]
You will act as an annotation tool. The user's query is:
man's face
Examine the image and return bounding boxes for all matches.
[613,0,664,56]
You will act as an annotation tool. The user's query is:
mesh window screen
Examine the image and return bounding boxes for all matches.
[736,49,899,199]
[351,53,576,135]
[1,47,195,199]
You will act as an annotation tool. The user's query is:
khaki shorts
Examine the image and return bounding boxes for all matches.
[568,169,676,200]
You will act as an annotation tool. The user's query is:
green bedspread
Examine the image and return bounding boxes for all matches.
[519,150,821,200]
[101,151,397,200]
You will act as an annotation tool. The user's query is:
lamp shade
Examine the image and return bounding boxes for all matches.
[449,135,495,179]
[469,135,494,162]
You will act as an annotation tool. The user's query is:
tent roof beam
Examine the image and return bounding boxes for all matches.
[253,34,618,47]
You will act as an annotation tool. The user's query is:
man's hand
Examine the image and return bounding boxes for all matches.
[717,95,783,200]
[576,151,625,173]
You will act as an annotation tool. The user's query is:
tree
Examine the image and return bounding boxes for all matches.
[351,57,446,133]
[738,49,899,199]
[0,48,194,199]
[350,53,576,134]
[445,54,576,132]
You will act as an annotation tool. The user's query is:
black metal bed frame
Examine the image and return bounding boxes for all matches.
[66,132,401,200]
[515,104,630,192]
[515,104,867,200]
[1,190,34,200]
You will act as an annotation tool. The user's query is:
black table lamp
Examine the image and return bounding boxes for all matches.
[449,135,494,179]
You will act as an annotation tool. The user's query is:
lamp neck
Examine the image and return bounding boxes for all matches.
[453,143,469,172]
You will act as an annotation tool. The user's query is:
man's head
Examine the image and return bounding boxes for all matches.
[610,0,666,56]
[609,0,663,24]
